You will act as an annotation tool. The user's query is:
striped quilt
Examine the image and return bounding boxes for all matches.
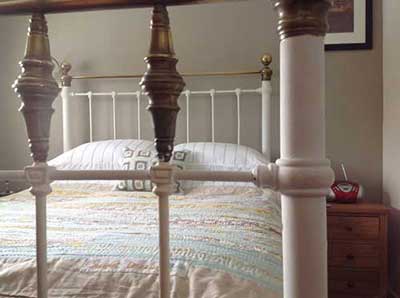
[0,182,282,298]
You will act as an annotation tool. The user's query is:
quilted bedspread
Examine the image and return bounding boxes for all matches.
[0,182,282,298]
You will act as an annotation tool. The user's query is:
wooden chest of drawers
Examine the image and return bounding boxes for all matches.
[327,203,389,298]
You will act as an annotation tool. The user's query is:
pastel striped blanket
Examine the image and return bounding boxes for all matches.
[0,182,282,297]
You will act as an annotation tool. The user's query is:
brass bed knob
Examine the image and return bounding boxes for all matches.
[261,54,273,81]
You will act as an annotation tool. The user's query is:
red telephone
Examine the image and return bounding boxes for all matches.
[327,164,363,203]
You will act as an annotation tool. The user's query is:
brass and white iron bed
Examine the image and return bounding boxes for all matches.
[0,1,334,298]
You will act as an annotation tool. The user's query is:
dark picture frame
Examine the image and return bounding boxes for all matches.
[325,0,373,51]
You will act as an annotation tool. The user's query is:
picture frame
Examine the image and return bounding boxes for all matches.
[325,0,373,51]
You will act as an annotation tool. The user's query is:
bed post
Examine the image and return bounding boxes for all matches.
[61,62,73,152]
[12,13,60,298]
[270,1,334,298]
[140,4,185,298]
[261,54,273,161]
[140,4,185,163]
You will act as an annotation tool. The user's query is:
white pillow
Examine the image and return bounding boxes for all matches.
[49,139,154,170]
[174,142,269,189]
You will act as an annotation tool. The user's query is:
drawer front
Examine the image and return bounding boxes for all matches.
[329,269,380,296]
[328,216,380,240]
[328,242,380,268]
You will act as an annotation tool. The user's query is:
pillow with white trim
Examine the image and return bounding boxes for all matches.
[173,142,269,189]
[115,147,187,192]
[49,139,154,170]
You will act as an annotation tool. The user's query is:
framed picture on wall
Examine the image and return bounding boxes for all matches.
[325,0,373,51]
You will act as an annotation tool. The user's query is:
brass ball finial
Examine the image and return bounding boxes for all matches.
[261,54,272,67]
[261,54,273,81]
[61,62,72,75]
[60,62,72,87]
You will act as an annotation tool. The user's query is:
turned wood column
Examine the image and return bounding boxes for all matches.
[140,4,185,162]
[13,13,60,164]
[12,13,60,298]
[270,1,334,298]
[140,5,184,298]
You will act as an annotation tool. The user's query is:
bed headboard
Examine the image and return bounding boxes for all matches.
[59,54,274,161]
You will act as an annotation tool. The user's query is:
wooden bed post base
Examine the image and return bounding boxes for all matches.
[13,13,60,298]
[270,1,334,298]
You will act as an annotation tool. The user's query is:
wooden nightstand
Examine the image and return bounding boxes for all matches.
[327,202,389,298]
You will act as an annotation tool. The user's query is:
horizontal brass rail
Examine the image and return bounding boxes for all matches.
[72,70,262,80]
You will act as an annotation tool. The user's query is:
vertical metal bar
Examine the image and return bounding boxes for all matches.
[158,193,170,298]
[185,90,190,143]
[88,91,93,142]
[261,81,273,161]
[111,92,117,140]
[260,54,273,160]
[210,89,216,143]
[36,194,48,298]
[61,86,72,152]
[136,91,142,140]
[235,88,241,145]
[150,162,174,298]
[60,63,73,152]
[26,166,54,298]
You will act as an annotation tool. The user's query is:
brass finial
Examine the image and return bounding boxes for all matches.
[148,4,176,57]
[271,0,332,40]
[140,4,185,162]
[61,62,72,87]
[13,13,60,163]
[261,54,273,81]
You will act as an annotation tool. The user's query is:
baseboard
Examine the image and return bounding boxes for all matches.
[390,288,400,298]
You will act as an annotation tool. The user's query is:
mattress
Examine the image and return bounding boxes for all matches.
[0,182,282,298]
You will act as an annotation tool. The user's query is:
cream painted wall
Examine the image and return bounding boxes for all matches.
[383,0,400,294]
[0,0,383,200]
[326,0,382,202]
[383,0,400,209]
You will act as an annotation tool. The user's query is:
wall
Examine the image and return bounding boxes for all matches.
[0,0,383,200]
[383,0,400,295]
[326,0,382,202]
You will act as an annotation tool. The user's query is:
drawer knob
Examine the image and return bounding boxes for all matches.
[347,281,355,289]
[345,226,353,232]
[346,254,355,261]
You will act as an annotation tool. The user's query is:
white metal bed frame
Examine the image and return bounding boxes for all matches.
[0,1,335,298]
[64,85,273,159]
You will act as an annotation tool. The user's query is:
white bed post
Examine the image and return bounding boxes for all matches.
[151,163,175,298]
[271,1,334,298]
[61,62,73,152]
[261,54,273,161]
[13,13,60,298]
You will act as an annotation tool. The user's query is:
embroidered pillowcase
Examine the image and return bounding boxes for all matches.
[49,139,155,171]
[116,147,187,192]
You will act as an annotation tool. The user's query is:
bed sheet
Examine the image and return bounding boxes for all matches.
[0,182,282,298]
